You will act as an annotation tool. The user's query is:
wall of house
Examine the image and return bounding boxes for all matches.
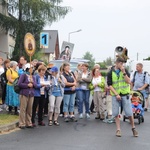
[0,31,9,59]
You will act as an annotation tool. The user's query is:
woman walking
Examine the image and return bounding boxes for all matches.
[5,61,19,115]
[48,66,65,126]
[62,63,77,122]
[76,63,92,119]
[89,68,105,120]
[18,63,37,129]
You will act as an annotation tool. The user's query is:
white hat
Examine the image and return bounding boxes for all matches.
[24,63,32,70]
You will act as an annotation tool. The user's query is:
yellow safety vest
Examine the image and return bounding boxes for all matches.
[110,71,130,96]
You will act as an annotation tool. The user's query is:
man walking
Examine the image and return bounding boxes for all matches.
[107,58,138,137]
[131,63,149,111]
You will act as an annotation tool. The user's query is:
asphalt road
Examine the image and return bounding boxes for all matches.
[0,111,150,150]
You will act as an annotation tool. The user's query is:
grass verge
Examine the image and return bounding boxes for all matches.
[0,114,18,126]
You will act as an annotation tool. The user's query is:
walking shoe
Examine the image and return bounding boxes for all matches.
[86,113,90,119]
[79,113,83,119]
[95,113,100,119]
[38,122,45,126]
[100,113,105,120]
[19,126,26,129]
[132,128,138,137]
[54,120,60,126]
[64,117,69,122]
[116,130,121,137]
[32,123,36,127]
[26,126,34,129]
[70,116,78,122]
[144,108,147,111]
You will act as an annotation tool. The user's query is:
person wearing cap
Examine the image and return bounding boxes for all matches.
[5,61,19,115]
[18,63,37,129]
[107,57,138,137]
[47,66,65,126]
[31,65,47,127]
[76,63,92,119]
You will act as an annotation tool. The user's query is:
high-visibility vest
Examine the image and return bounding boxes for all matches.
[110,71,130,96]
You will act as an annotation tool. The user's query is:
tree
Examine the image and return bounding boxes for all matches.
[103,57,113,66]
[82,51,95,70]
[143,57,150,60]
[0,0,71,61]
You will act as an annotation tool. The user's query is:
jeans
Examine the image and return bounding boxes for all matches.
[63,93,76,113]
[78,90,90,114]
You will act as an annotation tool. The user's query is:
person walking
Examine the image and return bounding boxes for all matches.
[48,66,65,126]
[89,68,105,120]
[5,61,19,115]
[107,57,138,137]
[130,63,149,111]
[76,63,92,119]
[18,63,37,129]
[62,62,77,122]
[32,65,47,127]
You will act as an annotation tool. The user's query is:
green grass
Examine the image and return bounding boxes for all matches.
[0,114,18,126]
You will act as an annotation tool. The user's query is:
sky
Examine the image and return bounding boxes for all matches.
[45,0,150,62]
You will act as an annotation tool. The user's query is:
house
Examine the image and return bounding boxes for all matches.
[0,0,16,59]
[40,30,60,62]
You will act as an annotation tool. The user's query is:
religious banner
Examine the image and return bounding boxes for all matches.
[24,33,36,56]
[60,41,74,61]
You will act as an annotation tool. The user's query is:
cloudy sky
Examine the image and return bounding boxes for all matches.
[45,0,150,62]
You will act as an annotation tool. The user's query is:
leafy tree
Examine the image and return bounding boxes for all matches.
[143,57,150,60]
[82,51,95,70]
[0,0,71,61]
[103,57,113,66]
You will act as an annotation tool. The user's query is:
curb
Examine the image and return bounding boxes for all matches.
[0,121,19,133]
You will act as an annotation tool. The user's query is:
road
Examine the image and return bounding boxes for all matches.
[0,111,150,150]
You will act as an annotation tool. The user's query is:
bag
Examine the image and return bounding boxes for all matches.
[0,71,7,86]
[13,77,20,94]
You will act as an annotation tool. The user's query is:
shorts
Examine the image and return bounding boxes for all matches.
[112,95,132,117]
[140,90,148,99]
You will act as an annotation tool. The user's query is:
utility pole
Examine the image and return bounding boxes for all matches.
[137,52,138,61]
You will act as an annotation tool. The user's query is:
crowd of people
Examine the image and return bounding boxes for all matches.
[1,56,150,137]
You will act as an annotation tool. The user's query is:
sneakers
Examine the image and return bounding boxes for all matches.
[70,116,78,122]
[86,113,90,119]
[116,130,121,137]
[64,117,69,122]
[79,113,83,119]
[132,128,138,137]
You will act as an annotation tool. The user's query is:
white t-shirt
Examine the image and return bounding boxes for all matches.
[0,67,4,75]
[92,76,102,92]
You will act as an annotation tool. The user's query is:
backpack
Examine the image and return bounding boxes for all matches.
[0,69,12,86]
[0,71,7,86]
[132,71,150,93]
[13,77,20,94]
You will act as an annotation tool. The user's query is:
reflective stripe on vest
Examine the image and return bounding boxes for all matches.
[110,71,130,95]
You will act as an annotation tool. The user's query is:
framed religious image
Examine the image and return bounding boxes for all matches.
[24,33,36,56]
[59,41,74,61]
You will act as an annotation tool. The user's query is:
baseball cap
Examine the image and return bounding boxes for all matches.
[50,66,58,72]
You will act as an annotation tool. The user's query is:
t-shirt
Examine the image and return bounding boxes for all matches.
[6,69,19,85]
[92,76,102,92]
